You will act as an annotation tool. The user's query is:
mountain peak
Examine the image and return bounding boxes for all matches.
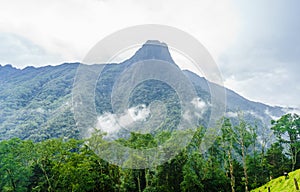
[144,40,168,47]
[127,40,175,65]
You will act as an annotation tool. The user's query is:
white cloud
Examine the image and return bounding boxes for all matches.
[226,110,264,121]
[282,108,300,116]
[226,111,238,118]
[191,97,207,111]
[95,104,151,134]
[1,0,299,109]
[0,33,61,67]
[96,112,121,133]
[223,63,300,108]
[264,108,281,120]
[219,0,300,108]
[0,0,239,67]
[188,97,208,119]
[128,104,150,122]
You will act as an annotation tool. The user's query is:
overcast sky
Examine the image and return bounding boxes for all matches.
[0,0,299,108]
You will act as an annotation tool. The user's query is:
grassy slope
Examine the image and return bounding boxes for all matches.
[251,169,300,192]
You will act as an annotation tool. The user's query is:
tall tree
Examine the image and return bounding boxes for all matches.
[220,118,236,192]
[265,142,290,178]
[271,113,300,171]
[233,115,252,192]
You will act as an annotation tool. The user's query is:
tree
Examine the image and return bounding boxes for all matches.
[181,151,205,192]
[271,113,300,171]
[180,126,230,192]
[204,137,231,192]
[233,115,253,192]
[247,153,269,189]
[265,142,290,178]
[0,138,34,191]
[220,118,236,192]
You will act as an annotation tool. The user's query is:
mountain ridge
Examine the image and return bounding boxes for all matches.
[0,63,293,110]
[0,41,296,141]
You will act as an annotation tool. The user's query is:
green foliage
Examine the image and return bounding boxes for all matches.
[246,153,269,189]
[265,142,290,178]
[118,132,157,149]
[271,113,300,171]
[181,152,205,191]
[0,64,79,141]
[0,138,33,192]
[0,113,298,191]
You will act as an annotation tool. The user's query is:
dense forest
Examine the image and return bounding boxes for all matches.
[1,113,299,192]
[1,43,299,191]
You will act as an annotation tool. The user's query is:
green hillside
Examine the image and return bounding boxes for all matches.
[251,169,300,192]
[0,41,288,141]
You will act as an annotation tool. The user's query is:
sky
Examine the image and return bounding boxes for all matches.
[0,0,299,108]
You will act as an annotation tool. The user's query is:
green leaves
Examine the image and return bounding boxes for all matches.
[0,113,299,191]
[271,113,300,171]
[0,64,78,141]
[0,138,34,192]
[118,132,157,149]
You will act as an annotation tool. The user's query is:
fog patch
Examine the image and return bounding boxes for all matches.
[183,98,208,120]
[226,111,238,118]
[265,108,281,120]
[283,107,300,115]
[128,104,150,121]
[95,104,151,134]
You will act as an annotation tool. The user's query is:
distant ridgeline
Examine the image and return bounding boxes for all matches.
[0,41,288,141]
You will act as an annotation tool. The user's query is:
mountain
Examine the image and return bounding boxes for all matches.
[125,40,176,65]
[0,41,292,141]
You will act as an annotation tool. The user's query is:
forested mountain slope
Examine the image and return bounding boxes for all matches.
[0,41,289,141]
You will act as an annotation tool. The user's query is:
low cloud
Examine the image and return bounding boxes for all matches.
[264,108,281,120]
[128,104,151,122]
[191,97,207,111]
[282,108,300,116]
[96,112,120,134]
[226,111,238,118]
[225,110,264,121]
[95,104,151,134]
[183,98,208,121]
